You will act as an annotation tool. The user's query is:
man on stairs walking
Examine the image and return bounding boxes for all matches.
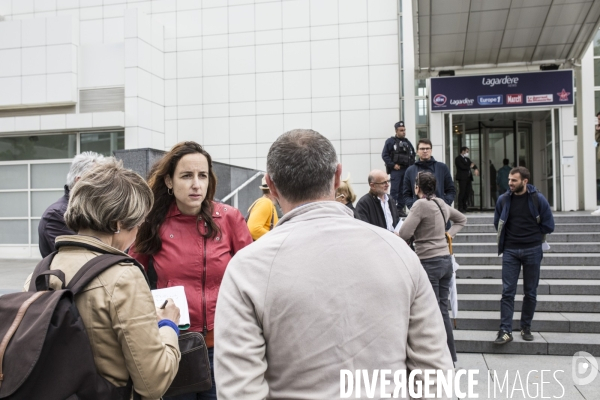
[493,166,555,345]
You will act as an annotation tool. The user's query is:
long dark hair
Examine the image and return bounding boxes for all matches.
[134,141,220,255]
[416,172,436,201]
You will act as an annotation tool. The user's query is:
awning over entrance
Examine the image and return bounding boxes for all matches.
[413,0,600,73]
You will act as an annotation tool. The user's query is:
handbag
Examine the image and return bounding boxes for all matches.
[433,199,453,255]
[163,332,212,397]
[147,258,213,396]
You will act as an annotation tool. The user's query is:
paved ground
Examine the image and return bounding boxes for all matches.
[455,353,600,399]
[0,258,38,295]
[3,258,600,399]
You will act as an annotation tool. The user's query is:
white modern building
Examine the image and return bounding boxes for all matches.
[0,0,599,257]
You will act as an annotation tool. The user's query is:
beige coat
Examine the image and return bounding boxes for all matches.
[25,235,180,400]
[215,201,454,399]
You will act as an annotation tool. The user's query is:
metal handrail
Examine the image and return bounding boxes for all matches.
[221,171,264,208]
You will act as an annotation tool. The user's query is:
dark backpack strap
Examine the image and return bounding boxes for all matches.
[34,270,66,291]
[67,254,145,295]
[269,204,275,231]
[28,252,59,292]
[532,191,541,224]
[245,200,259,222]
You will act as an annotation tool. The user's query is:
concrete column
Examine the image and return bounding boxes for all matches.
[401,0,416,145]
[560,106,577,211]
[576,43,597,210]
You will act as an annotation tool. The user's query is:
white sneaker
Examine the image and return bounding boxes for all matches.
[592,208,600,216]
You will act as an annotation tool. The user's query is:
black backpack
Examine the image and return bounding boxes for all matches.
[0,249,146,400]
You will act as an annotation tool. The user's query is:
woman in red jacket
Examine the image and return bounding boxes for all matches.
[130,141,253,400]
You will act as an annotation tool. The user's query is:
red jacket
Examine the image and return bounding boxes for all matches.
[129,201,252,334]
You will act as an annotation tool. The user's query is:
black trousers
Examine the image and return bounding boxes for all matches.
[456,178,471,211]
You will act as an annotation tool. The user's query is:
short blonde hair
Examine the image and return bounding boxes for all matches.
[65,158,153,233]
[336,175,356,203]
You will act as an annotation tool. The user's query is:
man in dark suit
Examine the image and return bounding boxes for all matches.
[356,169,399,232]
[455,146,479,213]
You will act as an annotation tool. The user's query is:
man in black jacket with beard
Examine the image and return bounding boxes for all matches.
[402,138,456,209]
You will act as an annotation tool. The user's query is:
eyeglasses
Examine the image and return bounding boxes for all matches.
[372,180,391,185]
[418,147,432,152]
[336,194,346,199]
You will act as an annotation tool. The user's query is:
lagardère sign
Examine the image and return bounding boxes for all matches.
[481,76,519,87]
[431,70,573,112]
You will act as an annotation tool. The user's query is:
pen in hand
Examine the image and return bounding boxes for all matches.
[160,299,169,309]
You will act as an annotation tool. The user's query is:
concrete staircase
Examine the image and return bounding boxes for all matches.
[452,213,600,356]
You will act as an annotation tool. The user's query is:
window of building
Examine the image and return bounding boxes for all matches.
[81,131,125,156]
[0,134,77,162]
[0,130,124,249]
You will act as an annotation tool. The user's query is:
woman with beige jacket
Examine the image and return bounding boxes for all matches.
[25,158,181,400]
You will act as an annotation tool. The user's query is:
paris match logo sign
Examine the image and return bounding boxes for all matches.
[557,89,570,101]
[506,94,523,104]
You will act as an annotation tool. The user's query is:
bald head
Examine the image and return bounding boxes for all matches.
[368,170,387,184]
[368,170,389,199]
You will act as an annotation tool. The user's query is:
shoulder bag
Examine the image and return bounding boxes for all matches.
[147,258,212,397]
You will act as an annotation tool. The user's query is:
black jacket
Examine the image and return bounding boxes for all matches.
[382,136,416,174]
[402,157,456,209]
[345,201,358,219]
[455,155,477,181]
[38,186,75,257]
[355,193,399,230]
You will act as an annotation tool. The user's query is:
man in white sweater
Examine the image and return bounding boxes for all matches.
[214,129,454,399]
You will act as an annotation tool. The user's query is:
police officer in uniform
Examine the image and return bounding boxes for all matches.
[382,121,416,217]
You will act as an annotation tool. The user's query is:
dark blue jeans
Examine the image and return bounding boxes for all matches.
[390,168,407,211]
[500,246,543,332]
[164,347,216,400]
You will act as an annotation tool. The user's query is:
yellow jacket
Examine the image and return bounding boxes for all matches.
[25,235,180,400]
[247,197,278,240]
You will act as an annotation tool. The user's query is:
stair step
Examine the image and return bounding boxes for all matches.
[453,311,600,333]
[454,232,600,243]
[457,294,600,312]
[456,266,600,279]
[454,253,600,266]
[453,242,600,253]
[465,215,600,225]
[456,279,600,295]
[462,223,600,233]
[454,330,600,356]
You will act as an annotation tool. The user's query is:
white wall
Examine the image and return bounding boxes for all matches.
[0,0,402,199]
[79,43,125,88]
[0,15,78,107]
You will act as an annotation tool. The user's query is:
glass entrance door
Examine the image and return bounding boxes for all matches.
[451,117,534,211]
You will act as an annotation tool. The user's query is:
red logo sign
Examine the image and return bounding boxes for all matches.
[557,89,570,101]
[506,94,523,104]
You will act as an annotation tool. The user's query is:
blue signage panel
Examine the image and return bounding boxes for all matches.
[430,70,573,112]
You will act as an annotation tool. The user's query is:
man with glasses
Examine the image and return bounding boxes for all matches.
[402,138,456,210]
[355,169,400,231]
[382,121,415,217]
